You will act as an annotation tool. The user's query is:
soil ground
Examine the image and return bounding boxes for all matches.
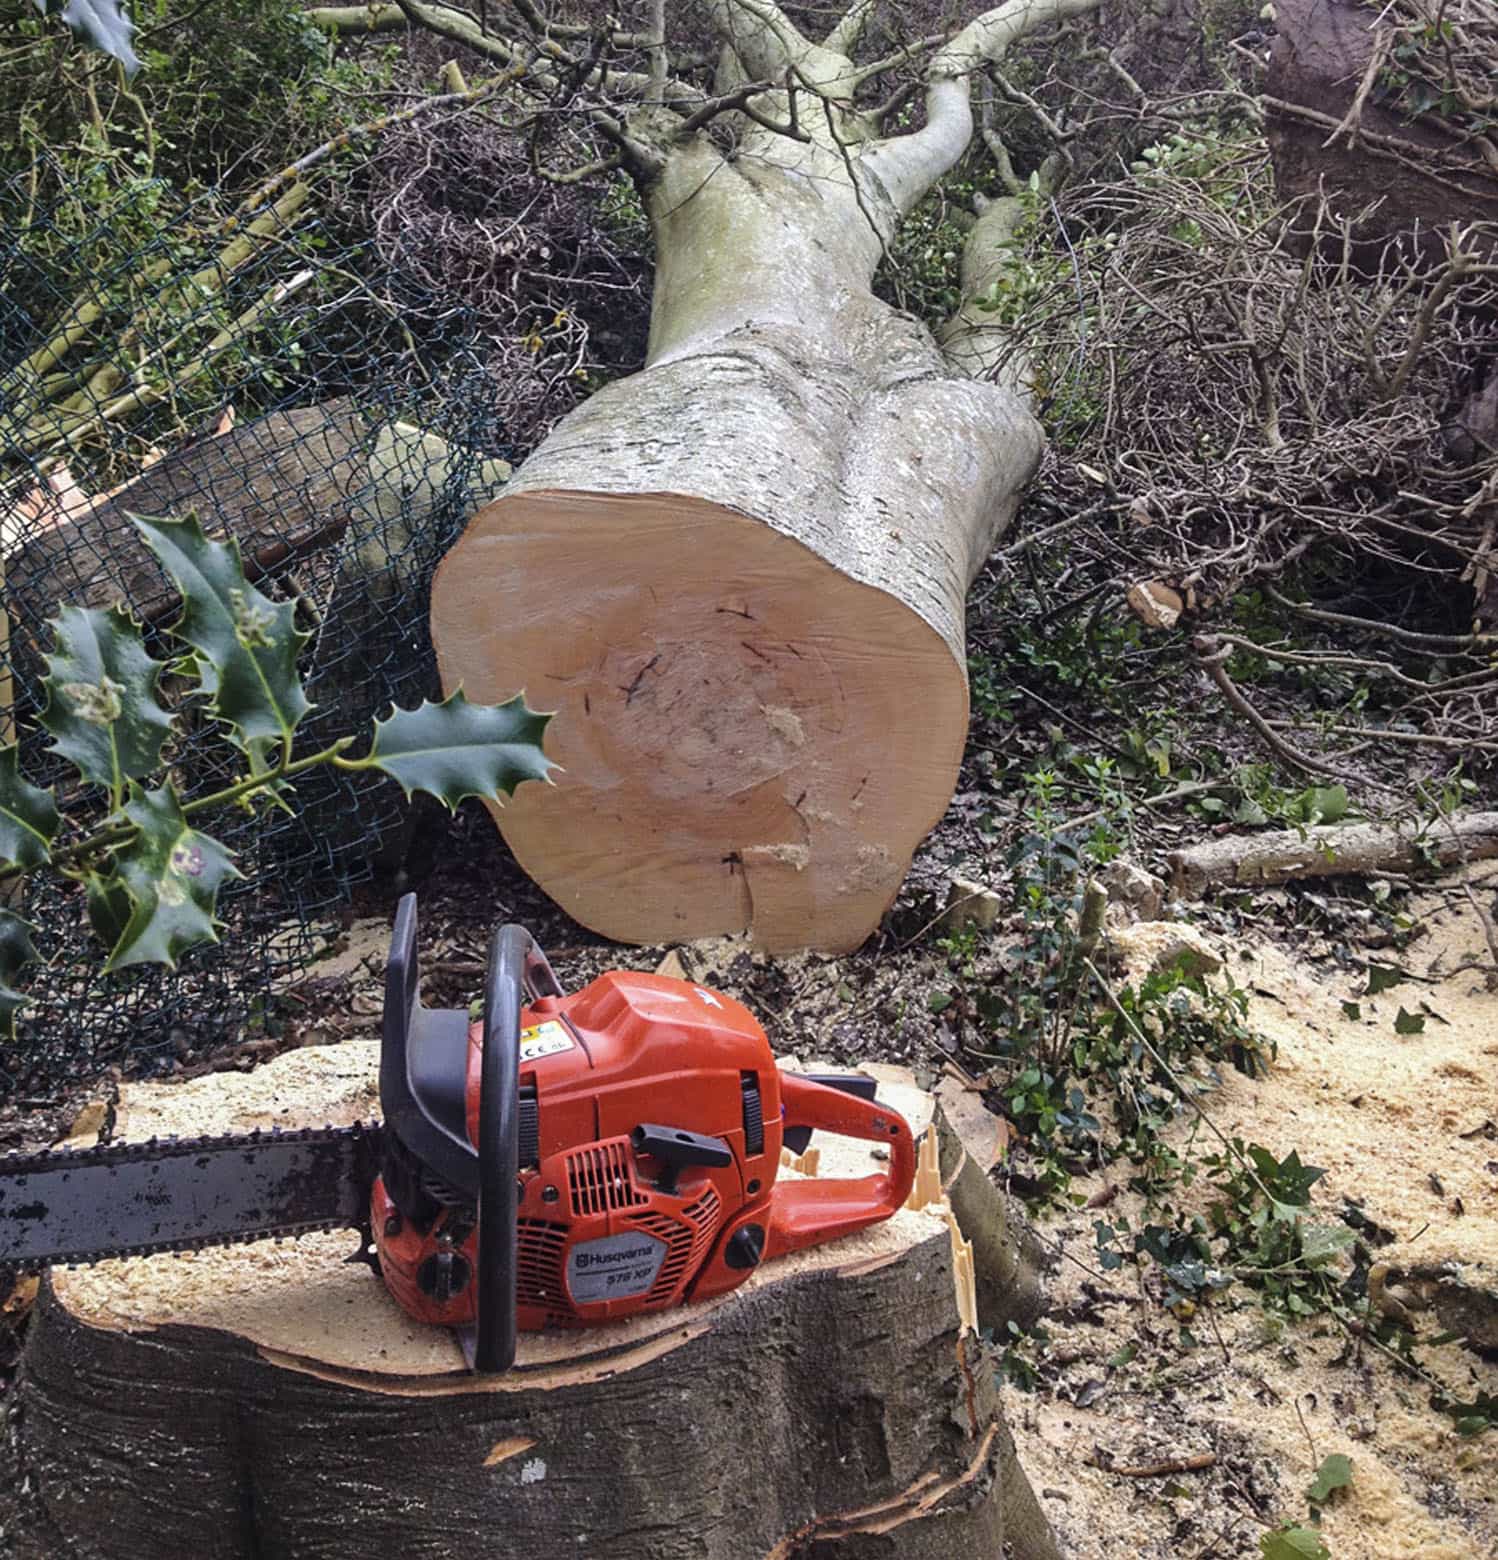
[1008,880,1498,1560]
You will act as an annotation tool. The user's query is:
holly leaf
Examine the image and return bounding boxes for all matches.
[131,513,310,755]
[0,747,59,872]
[39,604,174,794]
[0,911,38,1040]
[367,690,554,810]
[1306,1452,1353,1507]
[100,786,240,971]
[38,0,141,74]
[85,870,132,951]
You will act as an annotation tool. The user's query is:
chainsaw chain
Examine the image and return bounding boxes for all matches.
[0,1121,383,1278]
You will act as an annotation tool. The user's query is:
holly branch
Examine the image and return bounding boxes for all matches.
[0,511,554,1032]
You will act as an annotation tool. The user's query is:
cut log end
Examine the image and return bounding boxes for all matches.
[432,489,969,953]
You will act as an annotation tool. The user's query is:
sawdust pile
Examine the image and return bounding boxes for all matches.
[1010,881,1498,1559]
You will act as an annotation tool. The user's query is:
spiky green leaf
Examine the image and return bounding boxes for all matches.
[85,870,132,950]
[0,747,59,872]
[367,690,554,810]
[100,786,240,971]
[131,513,310,754]
[0,911,38,1040]
[39,604,174,794]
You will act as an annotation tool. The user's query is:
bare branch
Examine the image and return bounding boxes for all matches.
[702,0,813,78]
[312,0,693,102]
[864,0,1103,214]
[1194,634,1348,779]
[386,0,533,68]
[677,77,809,140]
[306,4,412,35]
[647,0,669,105]
[824,0,877,56]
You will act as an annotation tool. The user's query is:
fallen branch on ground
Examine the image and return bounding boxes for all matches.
[1167,813,1498,898]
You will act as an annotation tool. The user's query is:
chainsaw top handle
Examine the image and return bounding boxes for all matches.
[476,922,562,1372]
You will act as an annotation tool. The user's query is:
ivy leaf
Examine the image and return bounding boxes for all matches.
[100,786,240,971]
[1261,1528,1330,1560]
[39,605,174,794]
[38,0,141,74]
[367,690,554,810]
[1306,1452,1353,1507]
[0,748,59,872]
[1294,784,1348,825]
[1365,961,1407,996]
[1300,1223,1355,1266]
[0,911,38,1040]
[131,513,310,755]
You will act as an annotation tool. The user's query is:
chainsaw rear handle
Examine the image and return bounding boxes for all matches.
[763,1072,916,1262]
[475,923,564,1374]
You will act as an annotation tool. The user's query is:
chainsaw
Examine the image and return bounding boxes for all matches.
[0,894,915,1372]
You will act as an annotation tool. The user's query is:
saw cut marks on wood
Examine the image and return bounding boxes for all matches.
[0,893,916,1372]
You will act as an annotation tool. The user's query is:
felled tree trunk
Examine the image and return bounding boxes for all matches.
[1,1042,1059,1560]
[431,29,1054,954]
[4,402,508,658]
[4,400,368,642]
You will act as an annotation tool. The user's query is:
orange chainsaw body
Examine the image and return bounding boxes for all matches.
[372,968,915,1333]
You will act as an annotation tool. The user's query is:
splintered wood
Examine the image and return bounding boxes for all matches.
[778,1144,822,1177]
[906,1126,977,1334]
[780,1124,977,1332]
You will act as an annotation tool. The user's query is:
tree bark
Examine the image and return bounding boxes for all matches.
[432,127,1043,954]
[0,1041,1061,1560]
[1167,812,1498,898]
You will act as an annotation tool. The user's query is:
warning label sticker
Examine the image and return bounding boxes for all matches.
[519,1020,574,1063]
[566,1232,668,1304]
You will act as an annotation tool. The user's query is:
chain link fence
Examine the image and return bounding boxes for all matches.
[0,162,510,1101]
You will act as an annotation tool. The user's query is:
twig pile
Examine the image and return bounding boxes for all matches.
[996,139,1498,771]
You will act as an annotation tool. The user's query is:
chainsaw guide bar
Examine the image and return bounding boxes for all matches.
[0,1123,383,1276]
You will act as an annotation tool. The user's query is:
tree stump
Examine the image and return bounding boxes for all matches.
[1,1043,1059,1560]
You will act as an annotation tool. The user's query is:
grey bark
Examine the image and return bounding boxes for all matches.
[1167,813,1498,898]
[1,1244,1058,1560]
